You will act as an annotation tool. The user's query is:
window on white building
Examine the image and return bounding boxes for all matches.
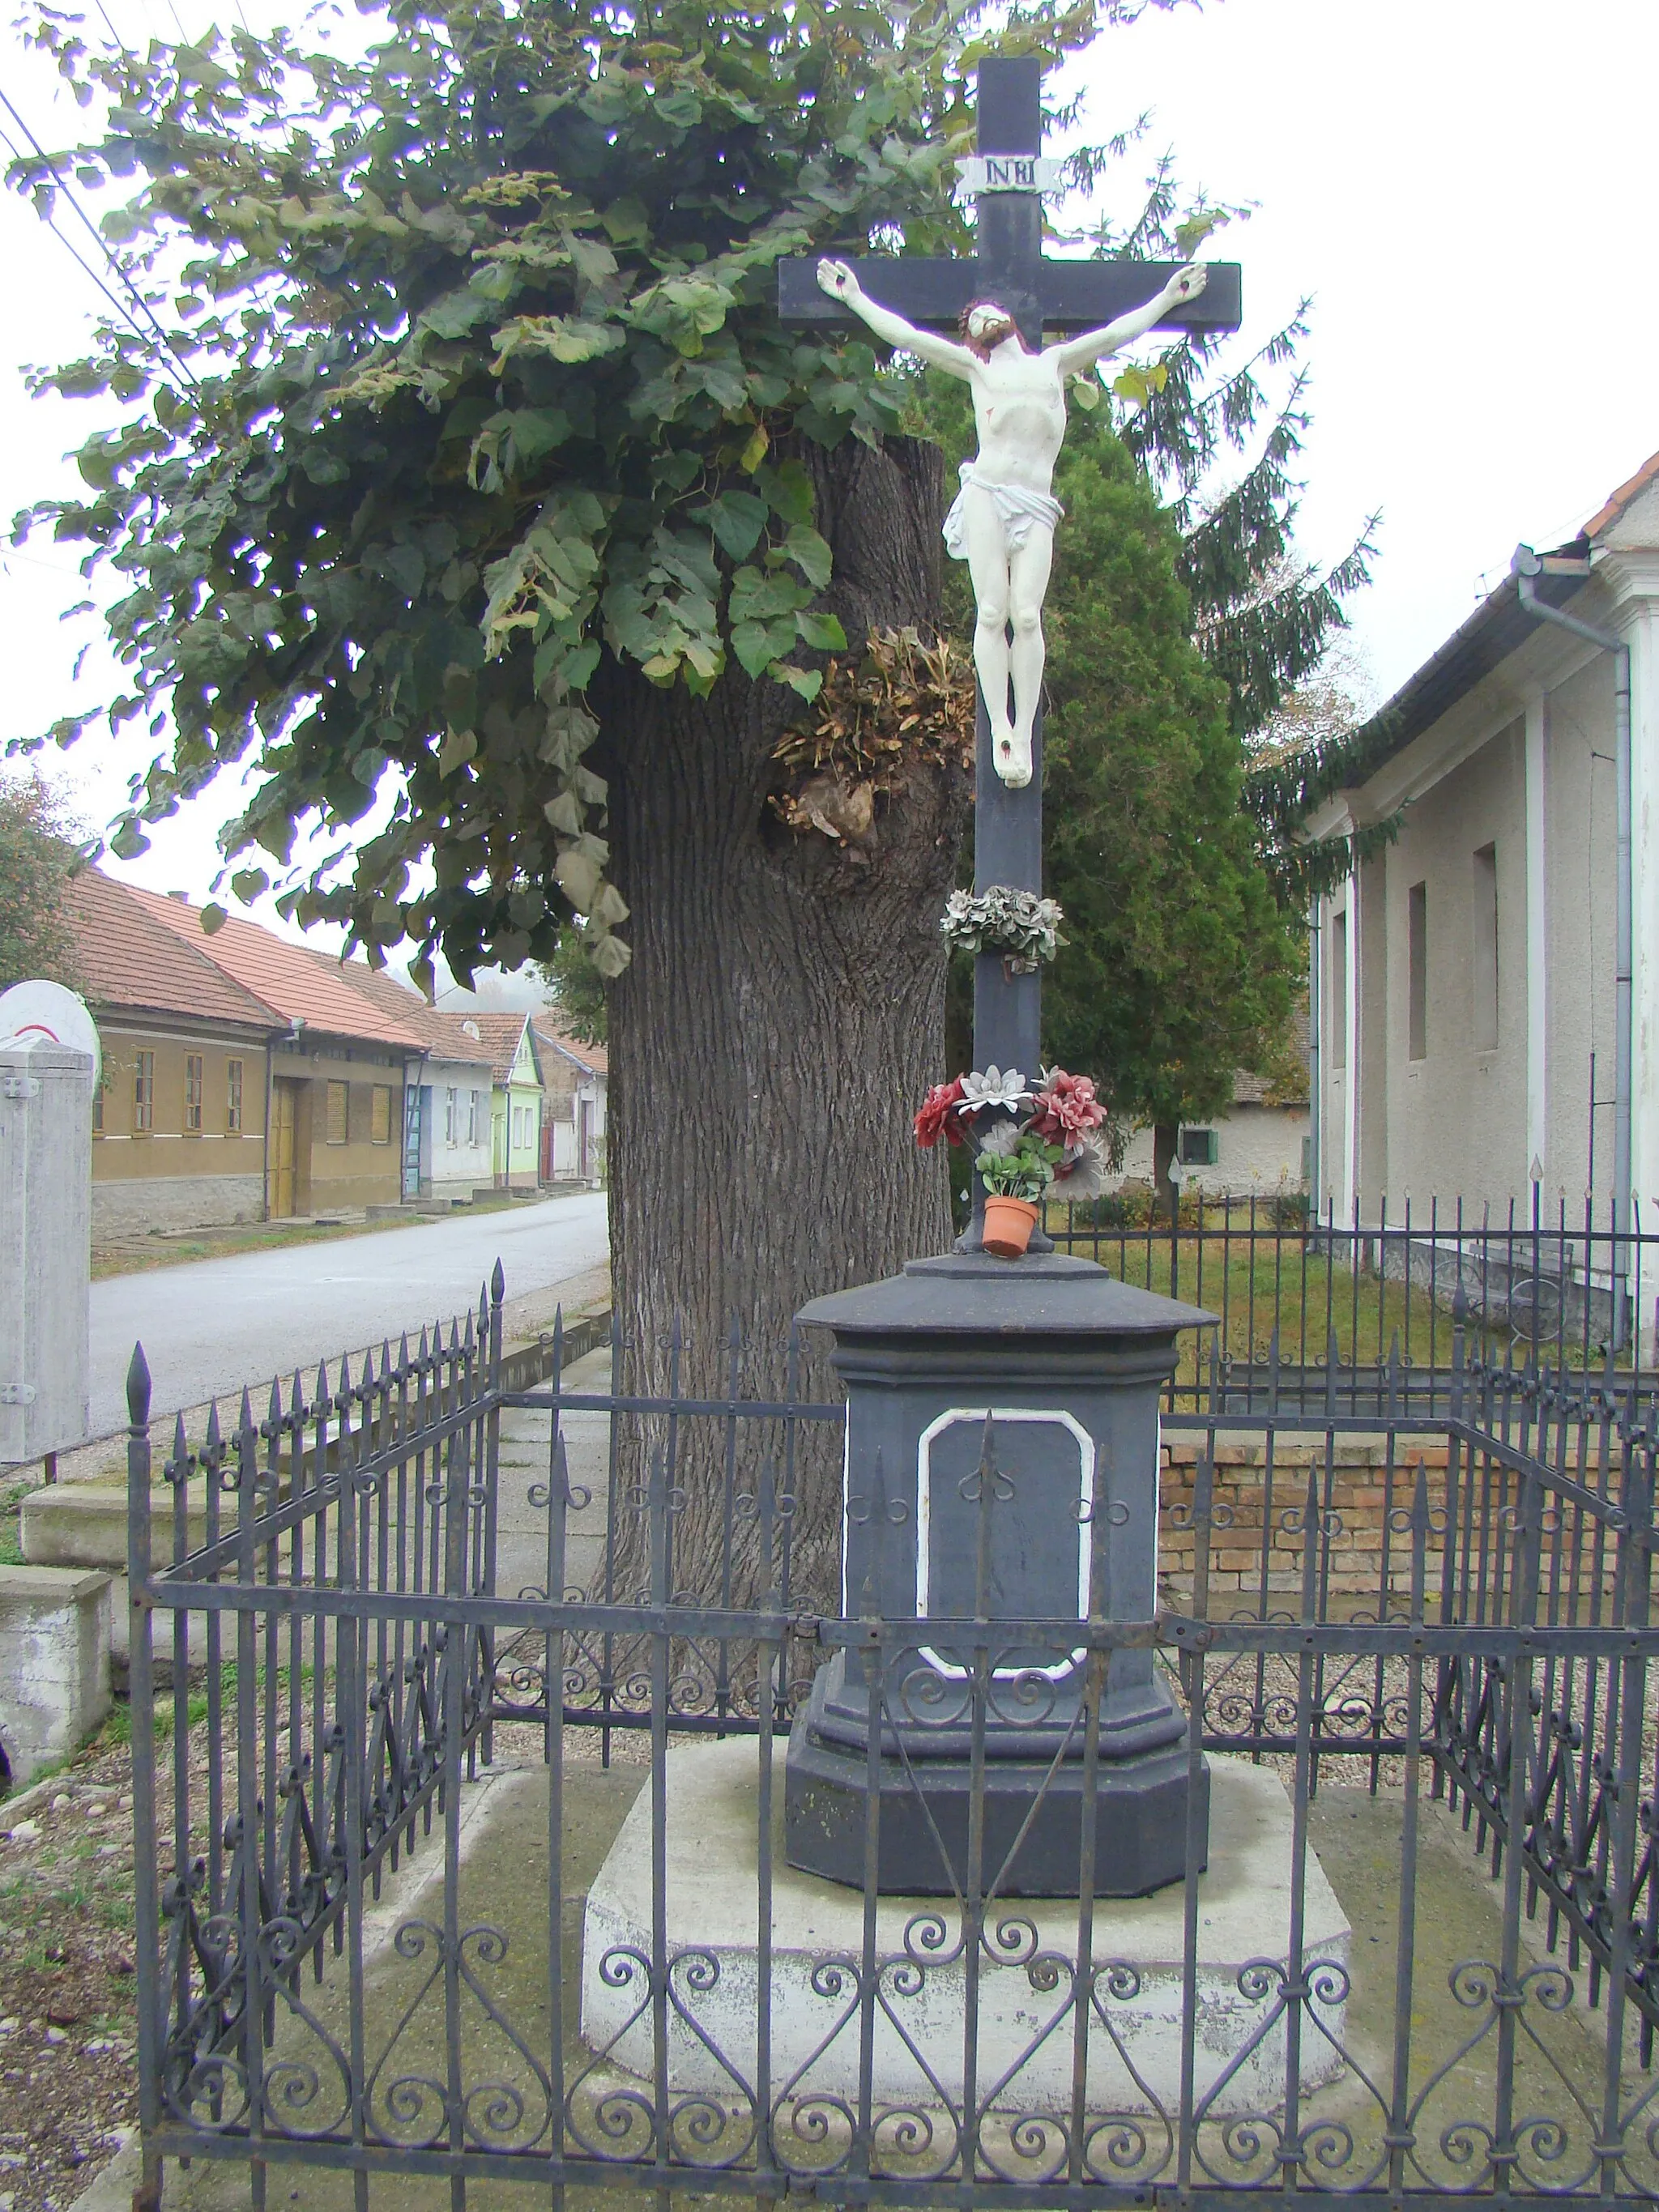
[446,1087,458,1146]
[1407,881,1427,1062]
[1472,842,1499,1050]
[1333,910,1349,1070]
[468,1090,481,1146]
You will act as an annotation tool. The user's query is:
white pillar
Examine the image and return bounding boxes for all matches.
[1623,598,1659,1217]
[0,1043,92,1466]
[1525,692,1549,1184]
[1341,861,1359,1221]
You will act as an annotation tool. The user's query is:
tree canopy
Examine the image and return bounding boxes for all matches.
[1039,419,1302,1133]
[0,772,83,992]
[8,0,1125,988]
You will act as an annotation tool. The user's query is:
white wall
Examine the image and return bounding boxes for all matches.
[544,1071,607,1183]
[1311,609,1623,1223]
[1374,717,1529,1207]
[419,1060,494,1197]
[1114,1103,1308,1198]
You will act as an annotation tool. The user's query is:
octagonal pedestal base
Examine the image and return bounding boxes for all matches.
[784,1703,1207,1898]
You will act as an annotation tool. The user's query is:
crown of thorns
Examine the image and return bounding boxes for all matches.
[957,298,1034,352]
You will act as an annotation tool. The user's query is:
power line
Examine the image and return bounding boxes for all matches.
[0,83,203,394]
[0,122,193,397]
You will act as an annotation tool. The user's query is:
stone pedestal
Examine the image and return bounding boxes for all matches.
[0,1565,112,1782]
[786,1252,1213,1896]
[582,1741,1350,2120]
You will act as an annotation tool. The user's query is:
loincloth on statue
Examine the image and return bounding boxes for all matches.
[942,462,1064,560]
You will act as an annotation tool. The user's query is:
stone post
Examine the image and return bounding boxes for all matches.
[0,1043,92,1467]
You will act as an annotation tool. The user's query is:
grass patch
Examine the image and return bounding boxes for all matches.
[1045,1221,1529,1392]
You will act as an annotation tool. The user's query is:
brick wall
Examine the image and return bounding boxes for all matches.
[1158,1430,1452,1612]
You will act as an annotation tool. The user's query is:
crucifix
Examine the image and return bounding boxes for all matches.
[782,55,1242,1247]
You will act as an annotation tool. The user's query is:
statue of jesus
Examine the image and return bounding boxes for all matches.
[816,258,1209,788]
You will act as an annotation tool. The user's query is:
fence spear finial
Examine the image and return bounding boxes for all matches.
[126,1343,151,1428]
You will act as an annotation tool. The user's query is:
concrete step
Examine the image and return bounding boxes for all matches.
[22,1483,250,1574]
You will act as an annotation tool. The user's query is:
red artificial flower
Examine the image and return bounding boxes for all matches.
[1030,1068,1107,1147]
[915,1076,969,1149]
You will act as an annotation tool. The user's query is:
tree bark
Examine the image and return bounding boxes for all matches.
[597,434,968,1613]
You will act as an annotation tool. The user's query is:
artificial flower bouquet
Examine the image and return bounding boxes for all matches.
[914,1064,1111,1255]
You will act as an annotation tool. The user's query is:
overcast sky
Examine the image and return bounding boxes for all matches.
[2,0,1655,960]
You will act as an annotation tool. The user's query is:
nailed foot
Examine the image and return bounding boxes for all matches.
[993,725,1033,789]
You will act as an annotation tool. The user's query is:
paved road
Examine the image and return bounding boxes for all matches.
[91,1193,608,1434]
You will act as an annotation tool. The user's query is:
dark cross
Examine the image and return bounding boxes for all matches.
[780,57,1242,1237]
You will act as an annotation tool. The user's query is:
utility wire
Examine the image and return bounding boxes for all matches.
[0,121,192,399]
[0,83,203,394]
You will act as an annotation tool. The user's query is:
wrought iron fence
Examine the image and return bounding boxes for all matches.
[125,1267,1659,2207]
[1048,1188,1659,1415]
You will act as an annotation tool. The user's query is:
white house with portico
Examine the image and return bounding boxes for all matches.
[1306,450,1659,1234]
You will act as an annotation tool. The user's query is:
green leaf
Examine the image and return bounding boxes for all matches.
[795,610,847,653]
[420,287,494,341]
[601,196,650,245]
[739,421,769,473]
[382,543,424,599]
[589,933,632,979]
[230,867,268,902]
[555,845,603,914]
[200,901,227,935]
[493,316,624,367]
[758,459,814,524]
[729,566,809,624]
[562,641,601,691]
[782,524,832,589]
[730,620,778,679]
[438,727,477,778]
[705,492,768,561]
[775,664,822,701]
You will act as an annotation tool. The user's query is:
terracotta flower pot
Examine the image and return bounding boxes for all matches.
[982,1195,1040,1259]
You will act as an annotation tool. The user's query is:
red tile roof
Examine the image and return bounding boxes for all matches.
[451,1009,537,1083]
[329,960,450,1051]
[127,884,435,1051]
[64,870,281,1030]
[531,1016,608,1077]
[422,1007,510,1070]
[1582,449,1659,545]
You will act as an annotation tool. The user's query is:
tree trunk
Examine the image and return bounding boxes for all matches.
[598,434,967,1613]
[1153,1120,1179,1228]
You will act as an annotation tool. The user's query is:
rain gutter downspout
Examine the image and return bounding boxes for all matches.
[1512,543,1632,1346]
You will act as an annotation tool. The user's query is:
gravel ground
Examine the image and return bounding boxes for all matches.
[0,1702,646,2212]
[2,1639,1648,2212]
[0,1732,145,2212]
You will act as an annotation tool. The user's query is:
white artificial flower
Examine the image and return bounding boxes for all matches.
[1052,1136,1109,1202]
[957,1065,1030,1113]
[976,1119,1024,1156]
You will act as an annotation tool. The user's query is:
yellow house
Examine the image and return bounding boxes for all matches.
[67,868,280,1236]
[66,870,433,1230]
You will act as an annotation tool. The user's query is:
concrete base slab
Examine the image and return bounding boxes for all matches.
[582,1741,1350,2117]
